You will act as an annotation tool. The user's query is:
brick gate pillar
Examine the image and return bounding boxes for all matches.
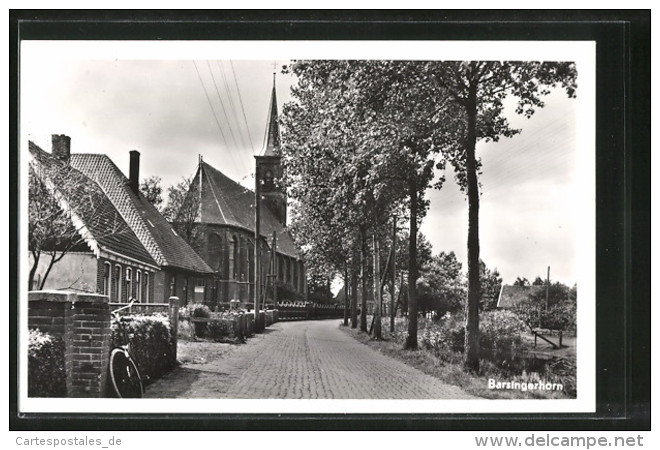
[28,291,111,398]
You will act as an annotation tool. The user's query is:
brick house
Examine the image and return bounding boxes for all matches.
[28,136,213,303]
[184,81,307,308]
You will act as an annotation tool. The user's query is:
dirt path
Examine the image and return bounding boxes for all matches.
[144,319,476,399]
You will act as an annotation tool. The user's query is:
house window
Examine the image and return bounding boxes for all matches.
[143,272,150,303]
[112,264,122,302]
[126,268,133,301]
[102,262,111,296]
[135,270,142,302]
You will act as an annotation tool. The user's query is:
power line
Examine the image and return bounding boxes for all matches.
[229,60,256,154]
[217,61,249,152]
[205,60,241,152]
[192,60,244,177]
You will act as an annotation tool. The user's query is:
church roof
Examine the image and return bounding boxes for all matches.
[69,153,213,274]
[195,161,301,259]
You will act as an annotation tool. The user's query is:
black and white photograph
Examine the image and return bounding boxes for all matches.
[18,40,596,415]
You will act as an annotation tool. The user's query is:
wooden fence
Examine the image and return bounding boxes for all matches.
[276,302,344,321]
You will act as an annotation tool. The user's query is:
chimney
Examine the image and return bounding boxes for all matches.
[129,150,140,194]
[51,134,71,162]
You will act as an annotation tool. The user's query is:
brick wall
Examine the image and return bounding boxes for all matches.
[28,291,111,398]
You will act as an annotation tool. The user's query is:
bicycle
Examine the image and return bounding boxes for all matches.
[108,301,143,398]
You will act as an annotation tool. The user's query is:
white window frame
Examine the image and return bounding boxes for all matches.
[144,272,150,303]
[126,268,133,302]
[103,262,111,296]
[136,270,142,302]
[113,264,123,302]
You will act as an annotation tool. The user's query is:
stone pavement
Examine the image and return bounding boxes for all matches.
[144,319,476,399]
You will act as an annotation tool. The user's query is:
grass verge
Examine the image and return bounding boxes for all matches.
[339,321,571,400]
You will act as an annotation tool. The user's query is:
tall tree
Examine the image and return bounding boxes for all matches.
[430,61,577,371]
[350,61,456,349]
[281,61,366,328]
[281,61,418,336]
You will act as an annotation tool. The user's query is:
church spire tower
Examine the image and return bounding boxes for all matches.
[263,72,281,156]
[255,72,287,225]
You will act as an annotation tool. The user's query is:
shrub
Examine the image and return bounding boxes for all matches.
[207,318,233,339]
[112,314,175,384]
[544,357,577,397]
[185,303,211,318]
[478,310,529,371]
[177,318,195,341]
[420,310,529,372]
[182,304,212,337]
[28,329,66,397]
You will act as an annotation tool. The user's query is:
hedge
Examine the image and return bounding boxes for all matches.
[28,329,66,397]
[111,314,176,385]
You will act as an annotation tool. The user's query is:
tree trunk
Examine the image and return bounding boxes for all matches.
[29,251,40,290]
[360,229,368,333]
[372,232,382,340]
[390,218,396,333]
[350,247,359,329]
[343,265,349,327]
[463,85,481,373]
[39,252,63,290]
[405,178,419,350]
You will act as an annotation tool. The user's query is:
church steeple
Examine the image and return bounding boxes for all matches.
[256,72,287,225]
[262,73,280,156]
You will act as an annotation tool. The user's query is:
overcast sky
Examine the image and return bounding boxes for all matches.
[22,52,581,286]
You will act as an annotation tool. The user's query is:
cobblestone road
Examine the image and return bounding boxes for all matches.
[144,320,476,399]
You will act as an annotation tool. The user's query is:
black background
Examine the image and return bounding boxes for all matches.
[9,9,651,431]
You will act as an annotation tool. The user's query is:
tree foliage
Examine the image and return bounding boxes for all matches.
[140,175,164,211]
[281,60,461,346]
[479,260,503,312]
[511,281,577,332]
[159,176,206,251]
[417,251,466,317]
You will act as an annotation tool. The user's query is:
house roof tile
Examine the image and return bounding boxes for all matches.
[28,142,157,267]
[70,153,213,274]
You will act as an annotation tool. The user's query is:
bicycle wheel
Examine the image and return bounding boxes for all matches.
[108,348,143,398]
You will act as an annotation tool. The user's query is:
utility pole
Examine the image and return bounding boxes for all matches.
[254,164,261,329]
[272,231,278,305]
[545,265,550,310]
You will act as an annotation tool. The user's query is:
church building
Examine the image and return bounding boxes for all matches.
[186,79,307,308]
